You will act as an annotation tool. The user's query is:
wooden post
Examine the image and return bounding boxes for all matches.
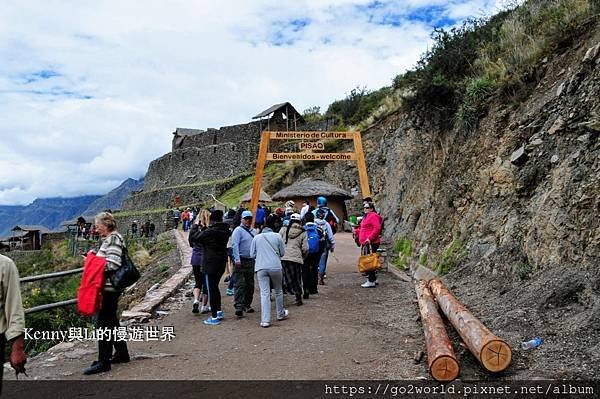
[249,131,270,219]
[415,281,460,381]
[353,132,371,198]
[429,278,512,373]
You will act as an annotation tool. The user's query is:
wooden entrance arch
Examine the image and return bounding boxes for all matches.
[249,131,371,218]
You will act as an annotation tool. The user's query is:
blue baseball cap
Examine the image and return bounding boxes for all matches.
[241,210,253,219]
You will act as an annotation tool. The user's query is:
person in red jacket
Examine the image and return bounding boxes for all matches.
[358,201,382,288]
[182,208,191,232]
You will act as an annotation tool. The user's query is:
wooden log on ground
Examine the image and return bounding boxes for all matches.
[415,280,460,381]
[429,278,512,373]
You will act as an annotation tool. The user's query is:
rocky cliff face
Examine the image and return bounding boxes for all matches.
[312,35,600,378]
[368,39,599,271]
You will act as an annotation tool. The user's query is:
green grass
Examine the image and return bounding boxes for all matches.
[434,238,467,275]
[218,174,257,208]
[148,173,251,192]
[115,207,172,218]
[152,236,176,255]
[16,240,88,355]
[394,237,414,257]
[419,252,429,267]
[388,0,598,129]
[157,262,170,274]
[392,237,413,270]
[516,260,533,280]
[217,163,299,208]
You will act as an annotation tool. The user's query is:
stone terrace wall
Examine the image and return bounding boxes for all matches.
[122,174,249,211]
[114,211,173,236]
[172,122,262,151]
[143,144,257,192]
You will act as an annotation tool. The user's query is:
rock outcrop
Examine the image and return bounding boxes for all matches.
[311,34,600,378]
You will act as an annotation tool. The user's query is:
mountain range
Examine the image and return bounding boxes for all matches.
[0,178,143,237]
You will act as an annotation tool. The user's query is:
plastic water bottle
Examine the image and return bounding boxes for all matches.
[521,337,543,350]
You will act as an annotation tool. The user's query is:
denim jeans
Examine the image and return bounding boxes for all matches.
[256,269,285,324]
[318,250,330,275]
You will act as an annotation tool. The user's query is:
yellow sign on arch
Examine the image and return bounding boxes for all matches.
[250,131,371,218]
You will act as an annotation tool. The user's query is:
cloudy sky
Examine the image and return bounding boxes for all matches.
[0,0,507,205]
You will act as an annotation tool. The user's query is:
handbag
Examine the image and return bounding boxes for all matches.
[358,244,381,273]
[110,245,141,290]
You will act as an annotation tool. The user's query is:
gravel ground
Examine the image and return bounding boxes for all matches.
[12,233,427,380]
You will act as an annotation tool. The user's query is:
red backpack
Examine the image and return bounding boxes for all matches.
[77,252,106,316]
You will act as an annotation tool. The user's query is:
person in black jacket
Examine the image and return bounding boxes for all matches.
[193,210,231,325]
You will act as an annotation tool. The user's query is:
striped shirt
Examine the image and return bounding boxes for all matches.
[96,231,124,291]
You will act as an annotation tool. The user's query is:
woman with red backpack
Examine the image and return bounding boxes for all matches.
[83,212,129,375]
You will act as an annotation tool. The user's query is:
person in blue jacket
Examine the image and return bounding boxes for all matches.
[255,204,266,230]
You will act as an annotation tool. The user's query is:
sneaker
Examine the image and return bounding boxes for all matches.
[361,281,376,288]
[216,310,224,320]
[200,305,211,314]
[226,288,234,296]
[109,352,130,364]
[260,322,270,328]
[83,361,111,375]
[277,309,289,321]
[235,309,244,318]
[203,317,221,325]
[192,301,199,314]
[244,307,255,313]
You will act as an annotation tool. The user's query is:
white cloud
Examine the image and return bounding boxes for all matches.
[0,0,506,205]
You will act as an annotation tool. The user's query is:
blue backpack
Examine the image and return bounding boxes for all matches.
[305,224,321,254]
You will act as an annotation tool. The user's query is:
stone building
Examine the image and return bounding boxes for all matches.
[252,102,304,131]
[120,103,308,235]
[9,225,51,250]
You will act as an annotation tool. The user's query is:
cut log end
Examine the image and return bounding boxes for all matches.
[481,340,512,372]
[430,355,460,382]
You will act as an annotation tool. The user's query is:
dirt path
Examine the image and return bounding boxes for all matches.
[17,233,426,380]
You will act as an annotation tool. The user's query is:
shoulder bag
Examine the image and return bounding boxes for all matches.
[110,238,141,290]
[358,244,381,273]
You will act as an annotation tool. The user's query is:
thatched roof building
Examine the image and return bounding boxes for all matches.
[240,188,273,203]
[272,179,353,221]
[272,179,352,200]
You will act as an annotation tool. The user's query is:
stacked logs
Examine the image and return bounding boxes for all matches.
[415,281,460,381]
[415,278,512,381]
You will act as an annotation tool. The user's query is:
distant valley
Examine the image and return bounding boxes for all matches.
[0,177,143,237]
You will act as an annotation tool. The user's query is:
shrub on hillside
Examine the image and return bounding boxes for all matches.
[391,0,598,130]
[325,86,393,127]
